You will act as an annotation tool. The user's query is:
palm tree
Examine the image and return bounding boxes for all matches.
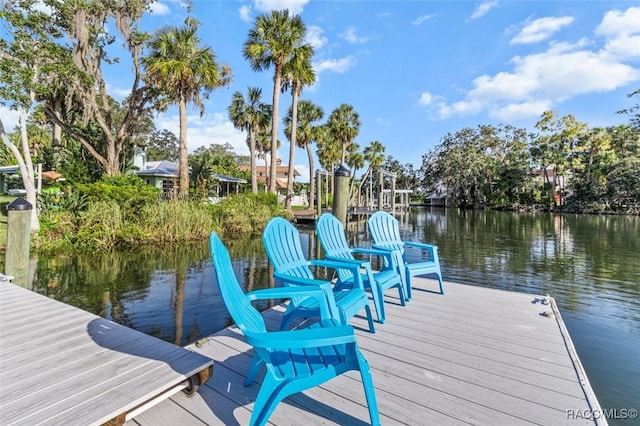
[144,19,231,197]
[326,103,361,165]
[254,125,280,191]
[362,141,386,207]
[285,100,323,209]
[228,87,271,193]
[281,44,315,209]
[243,9,307,194]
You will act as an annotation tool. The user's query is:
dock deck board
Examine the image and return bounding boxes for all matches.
[127,278,604,425]
[0,281,214,426]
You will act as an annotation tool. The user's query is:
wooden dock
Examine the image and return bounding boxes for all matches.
[0,281,214,426]
[127,278,604,425]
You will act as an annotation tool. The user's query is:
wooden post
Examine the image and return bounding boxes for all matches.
[391,175,396,213]
[332,165,350,226]
[5,197,32,287]
[377,170,383,211]
[315,169,322,219]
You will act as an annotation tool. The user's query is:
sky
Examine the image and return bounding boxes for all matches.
[2,0,640,182]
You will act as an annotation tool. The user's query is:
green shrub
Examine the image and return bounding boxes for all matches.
[75,175,160,215]
[210,192,291,239]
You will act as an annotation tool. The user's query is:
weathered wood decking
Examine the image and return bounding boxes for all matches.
[0,281,214,426]
[127,278,604,426]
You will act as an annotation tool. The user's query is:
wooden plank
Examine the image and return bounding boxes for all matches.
[147,278,597,426]
[0,282,214,426]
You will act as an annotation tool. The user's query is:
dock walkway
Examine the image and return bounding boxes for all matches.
[128,278,604,425]
[0,281,214,426]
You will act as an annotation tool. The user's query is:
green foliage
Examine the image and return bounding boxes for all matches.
[75,175,160,213]
[37,188,87,222]
[209,192,291,239]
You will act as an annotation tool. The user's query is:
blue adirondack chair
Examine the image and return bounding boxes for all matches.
[368,211,444,298]
[263,217,375,333]
[209,231,381,426]
[316,213,405,324]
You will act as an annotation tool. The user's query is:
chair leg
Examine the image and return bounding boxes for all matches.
[357,350,381,426]
[364,304,375,333]
[404,269,412,301]
[244,355,264,386]
[371,284,385,324]
[437,272,444,295]
[397,284,406,306]
[250,375,285,426]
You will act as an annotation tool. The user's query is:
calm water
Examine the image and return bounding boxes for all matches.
[13,209,640,423]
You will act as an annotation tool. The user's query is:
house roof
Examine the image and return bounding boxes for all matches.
[239,164,300,176]
[136,160,179,177]
[213,174,247,184]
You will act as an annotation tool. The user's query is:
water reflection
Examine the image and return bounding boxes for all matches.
[12,208,640,422]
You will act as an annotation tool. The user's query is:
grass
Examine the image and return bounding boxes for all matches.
[0,195,16,249]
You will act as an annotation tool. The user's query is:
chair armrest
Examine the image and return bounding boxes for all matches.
[310,259,367,290]
[273,272,331,288]
[246,284,331,303]
[405,241,438,250]
[404,241,438,259]
[352,247,398,268]
[323,255,368,266]
[246,325,356,349]
[271,273,339,319]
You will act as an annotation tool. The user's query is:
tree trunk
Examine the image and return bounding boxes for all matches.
[269,70,282,194]
[306,144,315,210]
[249,129,257,193]
[178,96,189,198]
[0,115,40,233]
[285,87,299,210]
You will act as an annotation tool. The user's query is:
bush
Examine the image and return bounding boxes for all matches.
[210,192,291,239]
[75,175,160,215]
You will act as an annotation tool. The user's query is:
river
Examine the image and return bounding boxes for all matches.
[17,208,640,424]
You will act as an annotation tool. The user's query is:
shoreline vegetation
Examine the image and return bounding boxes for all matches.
[0,179,291,253]
[1,182,637,255]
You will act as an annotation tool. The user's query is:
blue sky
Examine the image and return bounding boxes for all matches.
[4,1,640,182]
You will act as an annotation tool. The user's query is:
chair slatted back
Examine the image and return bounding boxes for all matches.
[368,211,404,252]
[316,214,355,283]
[209,232,266,336]
[263,217,314,280]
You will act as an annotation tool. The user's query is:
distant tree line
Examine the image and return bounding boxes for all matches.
[419,108,640,214]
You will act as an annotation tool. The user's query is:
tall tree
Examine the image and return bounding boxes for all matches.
[144,18,232,197]
[326,103,361,165]
[281,43,315,209]
[243,9,307,194]
[285,100,323,209]
[228,87,270,193]
[1,0,163,177]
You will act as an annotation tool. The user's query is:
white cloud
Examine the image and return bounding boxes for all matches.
[419,92,433,106]
[490,100,552,122]
[511,16,574,44]
[313,56,356,74]
[596,7,640,37]
[253,0,309,15]
[596,7,640,59]
[149,2,170,15]
[470,1,498,20]
[340,27,370,44]
[0,107,21,134]
[239,5,252,23]
[105,83,131,100]
[155,111,247,154]
[295,163,310,183]
[433,39,640,121]
[412,15,434,26]
[306,25,327,50]
[375,117,391,126]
